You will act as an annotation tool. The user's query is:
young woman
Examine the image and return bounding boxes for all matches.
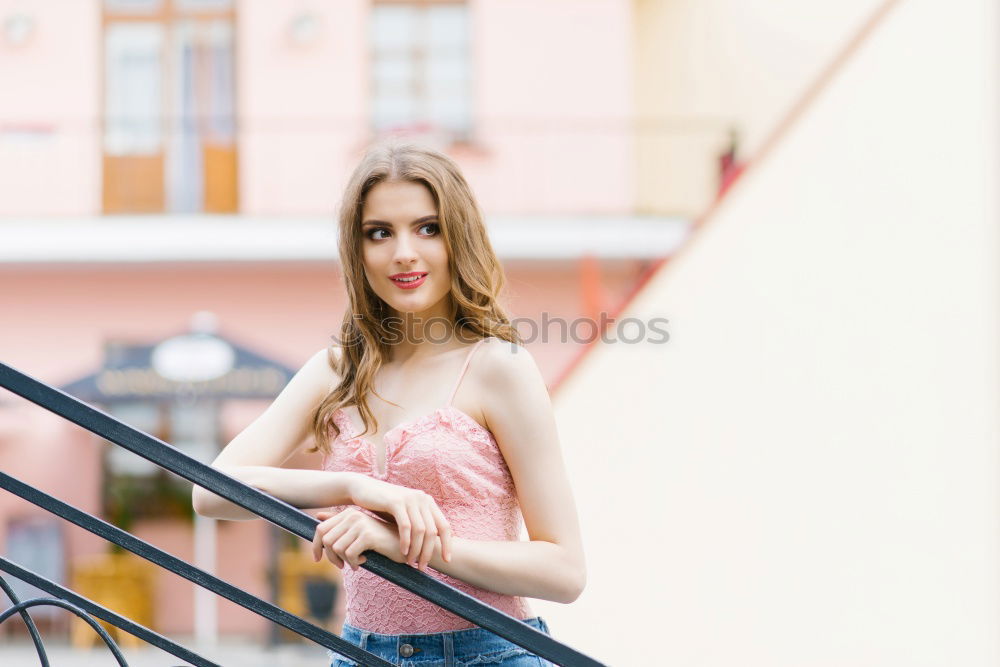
[192,142,585,666]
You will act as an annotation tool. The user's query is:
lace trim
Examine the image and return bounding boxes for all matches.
[331,405,496,453]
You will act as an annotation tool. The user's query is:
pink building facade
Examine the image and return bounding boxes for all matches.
[0,0,682,639]
[0,0,634,217]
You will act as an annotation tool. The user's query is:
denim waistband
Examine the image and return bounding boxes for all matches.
[329,616,551,666]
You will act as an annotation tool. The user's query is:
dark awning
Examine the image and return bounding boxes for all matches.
[59,332,298,403]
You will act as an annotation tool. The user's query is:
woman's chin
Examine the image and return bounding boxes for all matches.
[384,300,453,325]
[381,301,434,318]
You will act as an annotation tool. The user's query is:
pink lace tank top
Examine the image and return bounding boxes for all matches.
[321,337,532,633]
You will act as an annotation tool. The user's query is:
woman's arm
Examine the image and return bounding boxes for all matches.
[192,347,455,562]
[191,347,357,519]
[426,340,586,603]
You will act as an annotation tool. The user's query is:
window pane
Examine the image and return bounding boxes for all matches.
[425,6,471,133]
[205,21,236,143]
[371,3,471,135]
[373,55,415,94]
[164,18,235,213]
[426,55,467,86]
[105,0,162,14]
[167,20,201,212]
[427,5,467,49]
[372,5,419,130]
[372,6,418,51]
[104,22,163,155]
[175,0,233,10]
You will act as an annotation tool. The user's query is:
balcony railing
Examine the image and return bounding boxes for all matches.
[0,361,605,666]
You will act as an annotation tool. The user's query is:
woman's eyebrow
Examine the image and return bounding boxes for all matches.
[361,215,439,227]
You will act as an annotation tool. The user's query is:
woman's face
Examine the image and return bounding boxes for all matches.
[360,179,452,322]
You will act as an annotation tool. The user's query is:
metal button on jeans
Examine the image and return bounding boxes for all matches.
[399,643,415,658]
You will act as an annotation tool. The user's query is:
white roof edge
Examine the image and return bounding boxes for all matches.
[0,214,692,263]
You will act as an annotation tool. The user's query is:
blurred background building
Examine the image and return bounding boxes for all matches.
[1,0,997,665]
[1,0,676,646]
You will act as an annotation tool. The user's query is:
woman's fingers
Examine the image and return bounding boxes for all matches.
[312,512,342,562]
[353,483,453,565]
[417,505,438,571]
[320,511,379,571]
[320,522,349,569]
[343,534,370,570]
[327,549,345,570]
[391,501,412,558]
[407,502,426,566]
[429,503,452,563]
[331,524,364,569]
[321,488,451,568]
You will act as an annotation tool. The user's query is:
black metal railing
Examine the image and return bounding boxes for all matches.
[0,361,604,666]
[0,557,213,666]
[0,470,391,666]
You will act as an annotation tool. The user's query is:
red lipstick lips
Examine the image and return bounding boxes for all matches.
[389,272,428,289]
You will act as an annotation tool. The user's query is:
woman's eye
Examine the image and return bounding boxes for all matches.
[364,223,437,241]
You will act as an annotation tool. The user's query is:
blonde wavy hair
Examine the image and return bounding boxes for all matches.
[310,141,523,455]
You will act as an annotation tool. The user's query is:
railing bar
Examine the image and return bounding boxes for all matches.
[0,558,218,667]
[0,361,605,666]
[0,472,393,667]
[0,598,129,666]
[0,574,50,667]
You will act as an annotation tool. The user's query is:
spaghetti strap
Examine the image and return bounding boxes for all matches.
[446,338,487,406]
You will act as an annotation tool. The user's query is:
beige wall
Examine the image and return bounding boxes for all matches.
[544,0,999,663]
[634,0,882,216]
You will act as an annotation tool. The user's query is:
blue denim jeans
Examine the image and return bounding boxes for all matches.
[328,617,554,666]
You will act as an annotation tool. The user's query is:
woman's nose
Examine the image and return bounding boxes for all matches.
[392,232,419,264]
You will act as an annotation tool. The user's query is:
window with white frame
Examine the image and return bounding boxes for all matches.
[102,0,237,213]
[371,1,472,140]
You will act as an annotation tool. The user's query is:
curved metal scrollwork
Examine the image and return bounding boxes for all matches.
[0,584,128,666]
[0,558,217,667]
[0,574,49,666]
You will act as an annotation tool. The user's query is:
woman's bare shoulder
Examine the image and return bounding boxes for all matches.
[301,344,342,395]
[473,338,554,450]
[474,337,542,390]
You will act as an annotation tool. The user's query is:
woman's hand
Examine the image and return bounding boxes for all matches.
[312,509,406,570]
[347,477,453,567]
